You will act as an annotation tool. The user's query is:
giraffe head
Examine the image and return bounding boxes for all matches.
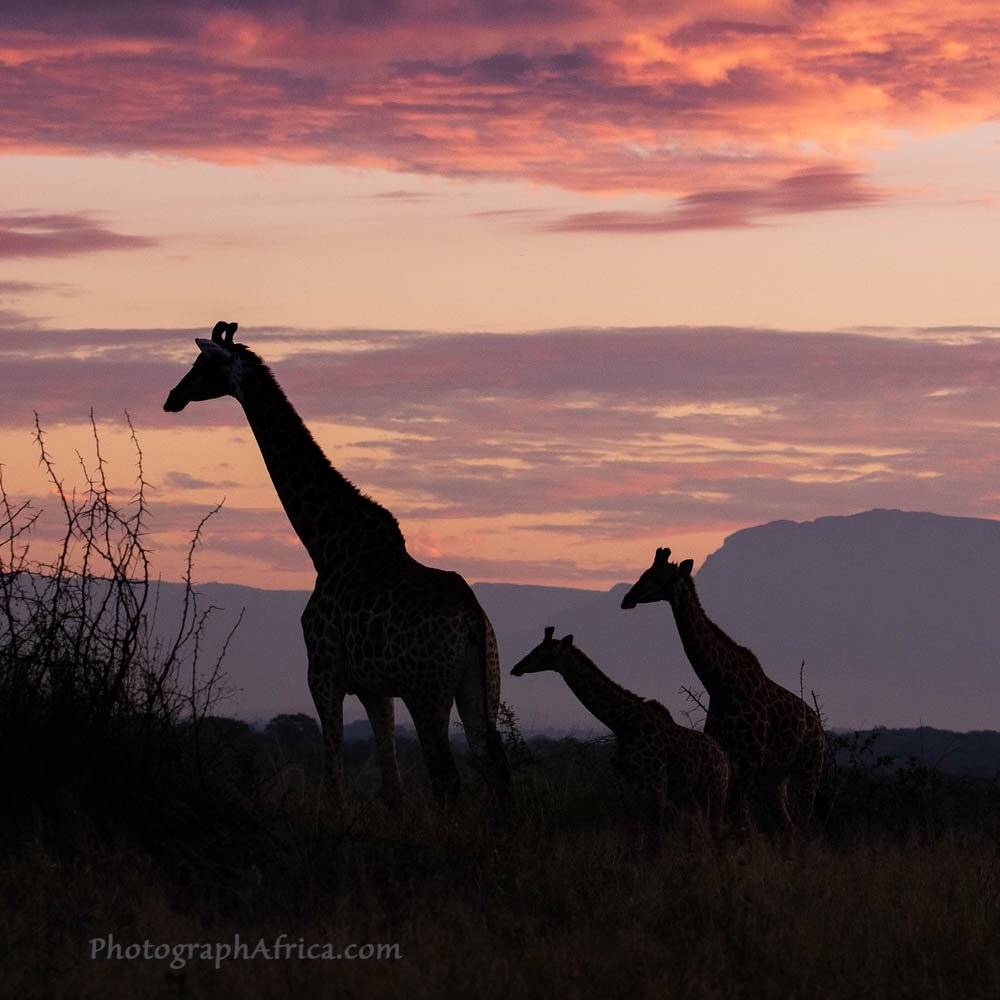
[620,547,694,610]
[163,321,246,411]
[510,626,575,676]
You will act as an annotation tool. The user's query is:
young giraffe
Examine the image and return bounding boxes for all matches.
[164,321,509,803]
[511,627,729,827]
[621,547,825,832]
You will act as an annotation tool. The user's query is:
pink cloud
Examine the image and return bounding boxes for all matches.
[1,2,998,222]
[0,280,43,293]
[547,168,885,232]
[9,321,1000,586]
[0,213,154,258]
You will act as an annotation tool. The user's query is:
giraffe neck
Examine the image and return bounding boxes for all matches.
[558,648,654,736]
[237,354,404,571]
[669,577,763,696]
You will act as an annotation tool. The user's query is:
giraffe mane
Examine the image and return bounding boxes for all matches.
[567,644,647,709]
[681,573,763,668]
[241,347,405,544]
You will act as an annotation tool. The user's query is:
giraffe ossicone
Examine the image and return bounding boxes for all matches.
[622,547,825,832]
[164,321,510,803]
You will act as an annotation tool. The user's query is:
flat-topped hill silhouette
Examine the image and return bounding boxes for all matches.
[154,509,1000,733]
[695,509,1000,731]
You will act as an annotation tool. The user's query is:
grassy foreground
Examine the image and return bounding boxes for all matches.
[3,749,1000,1000]
[2,434,997,999]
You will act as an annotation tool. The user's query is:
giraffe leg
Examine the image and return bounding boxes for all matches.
[724,761,756,834]
[611,752,643,823]
[303,589,347,801]
[454,653,510,799]
[358,692,403,804]
[788,772,816,832]
[788,746,824,831]
[406,698,461,805]
[755,773,794,834]
[704,754,730,836]
[308,668,345,801]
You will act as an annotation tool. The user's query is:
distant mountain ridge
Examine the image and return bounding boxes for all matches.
[695,508,1000,732]
[158,509,1000,733]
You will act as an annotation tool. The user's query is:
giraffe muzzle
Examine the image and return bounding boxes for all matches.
[163,389,189,412]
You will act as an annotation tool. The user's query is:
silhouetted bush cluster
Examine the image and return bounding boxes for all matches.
[818,725,1000,837]
[0,417,236,843]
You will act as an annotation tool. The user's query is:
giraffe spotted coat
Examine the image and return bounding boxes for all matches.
[622,547,825,832]
[164,321,509,802]
[512,628,729,826]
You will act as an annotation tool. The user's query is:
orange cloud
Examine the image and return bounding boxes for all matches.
[1,2,998,219]
[7,320,1000,587]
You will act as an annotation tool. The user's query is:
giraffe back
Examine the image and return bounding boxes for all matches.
[615,700,730,824]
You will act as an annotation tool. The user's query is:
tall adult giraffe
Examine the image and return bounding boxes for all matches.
[621,547,824,832]
[164,321,509,802]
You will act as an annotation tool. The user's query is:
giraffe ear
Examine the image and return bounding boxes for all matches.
[679,559,694,576]
[559,634,574,648]
[195,338,232,361]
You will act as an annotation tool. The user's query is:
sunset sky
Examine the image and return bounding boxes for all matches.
[4,0,1000,591]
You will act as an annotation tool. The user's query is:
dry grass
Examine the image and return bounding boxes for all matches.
[3,768,1000,1000]
[3,430,998,998]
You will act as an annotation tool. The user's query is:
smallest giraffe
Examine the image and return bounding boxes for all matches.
[511,628,729,828]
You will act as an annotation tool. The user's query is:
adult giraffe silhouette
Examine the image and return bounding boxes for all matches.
[622,547,824,832]
[164,321,509,803]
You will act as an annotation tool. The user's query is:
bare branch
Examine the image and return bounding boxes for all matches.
[2,415,239,820]
[679,685,708,729]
